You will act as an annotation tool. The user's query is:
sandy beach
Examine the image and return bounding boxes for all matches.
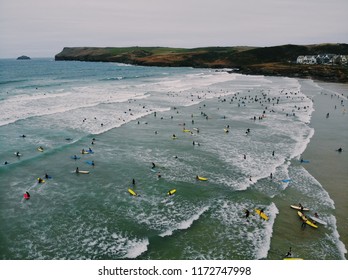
[301,81,348,257]
[269,79,348,259]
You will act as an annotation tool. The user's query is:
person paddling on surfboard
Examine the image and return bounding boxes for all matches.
[151,162,156,169]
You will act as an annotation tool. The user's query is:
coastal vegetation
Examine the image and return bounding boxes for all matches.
[55,44,348,83]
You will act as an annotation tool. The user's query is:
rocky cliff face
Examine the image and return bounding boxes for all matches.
[55,44,348,83]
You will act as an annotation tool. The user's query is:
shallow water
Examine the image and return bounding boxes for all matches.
[0,59,346,259]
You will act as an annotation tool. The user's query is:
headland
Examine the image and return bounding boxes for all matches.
[55,44,348,83]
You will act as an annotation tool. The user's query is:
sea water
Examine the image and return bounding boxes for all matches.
[0,58,346,260]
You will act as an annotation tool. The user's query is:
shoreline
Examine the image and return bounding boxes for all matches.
[301,80,348,258]
[269,79,348,259]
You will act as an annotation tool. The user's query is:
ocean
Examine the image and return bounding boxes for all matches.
[0,58,346,260]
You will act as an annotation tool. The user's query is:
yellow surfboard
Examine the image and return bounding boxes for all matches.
[297,211,318,228]
[128,188,138,196]
[255,209,269,221]
[197,176,208,181]
[167,189,176,196]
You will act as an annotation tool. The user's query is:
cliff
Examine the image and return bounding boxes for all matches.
[55,44,348,83]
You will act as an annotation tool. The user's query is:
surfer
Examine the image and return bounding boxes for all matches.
[336,147,343,152]
[20,134,26,138]
[314,212,319,218]
[88,148,93,153]
[243,154,246,160]
[151,162,156,169]
[299,203,304,212]
[15,151,20,157]
[45,173,49,179]
[73,155,78,160]
[81,149,85,154]
[75,167,79,173]
[270,173,273,179]
[284,247,292,258]
[272,150,275,156]
[24,192,30,200]
[245,209,250,219]
[38,177,44,183]
[132,178,135,186]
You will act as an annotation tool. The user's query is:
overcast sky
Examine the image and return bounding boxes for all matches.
[1,0,347,58]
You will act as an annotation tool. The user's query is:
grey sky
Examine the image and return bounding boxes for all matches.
[1,0,347,58]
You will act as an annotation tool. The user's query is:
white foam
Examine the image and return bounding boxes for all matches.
[159,206,209,237]
[124,238,150,259]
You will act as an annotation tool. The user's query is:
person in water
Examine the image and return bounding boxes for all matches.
[299,203,304,212]
[15,152,20,157]
[45,173,49,179]
[38,177,44,183]
[284,247,292,258]
[73,155,78,160]
[132,178,135,186]
[336,147,343,152]
[24,192,30,199]
[151,162,156,169]
[245,209,250,219]
[75,167,79,173]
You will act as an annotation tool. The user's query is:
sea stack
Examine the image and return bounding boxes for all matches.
[17,55,31,60]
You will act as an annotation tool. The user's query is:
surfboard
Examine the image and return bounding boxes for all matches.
[308,215,327,226]
[172,136,177,139]
[167,189,176,196]
[37,147,44,152]
[283,258,303,260]
[255,209,269,221]
[224,128,229,133]
[37,178,45,183]
[151,168,157,173]
[281,179,291,183]
[81,151,89,154]
[298,211,318,228]
[183,129,191,133]
[300,159,310,163]
[128,188,138,196]
[290,205,309,211]
[85,161,95,166]
[72,170,89,174]
[197,176,208,181]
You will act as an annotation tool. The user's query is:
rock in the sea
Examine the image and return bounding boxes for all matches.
[17,55,31,60]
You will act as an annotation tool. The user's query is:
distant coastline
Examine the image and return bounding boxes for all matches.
[55,44,348,83]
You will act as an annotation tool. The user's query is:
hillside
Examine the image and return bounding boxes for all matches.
[55,44,348,83]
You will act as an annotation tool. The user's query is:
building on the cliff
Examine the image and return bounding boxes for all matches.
[296,54,347,65]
